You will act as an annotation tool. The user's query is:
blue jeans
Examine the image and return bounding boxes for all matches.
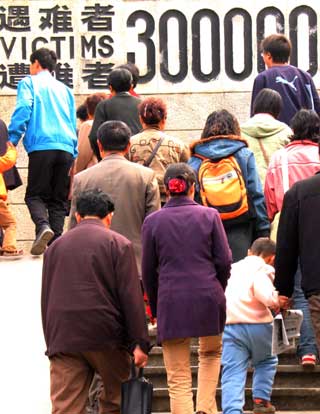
[293,267,318,357]
[222,323,278,414]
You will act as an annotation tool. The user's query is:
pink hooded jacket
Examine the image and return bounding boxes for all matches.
[264,140,320,221]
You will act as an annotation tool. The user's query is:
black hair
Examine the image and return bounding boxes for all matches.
[290,109,320,143]
[108,68,132,93]
[76,189,114,218]
[164,163,196,196]
[261,34,291,64]
[76,104,89,122]
[117,62,140,88]
[250,238,276,258]
[30,48,57,72]
[253,88,283,118]
[201,109,241,138]
[97,120,131,151]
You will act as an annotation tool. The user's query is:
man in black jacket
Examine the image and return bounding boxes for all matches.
[42,189,149,414]
[275,170,320,353]
[89,68,142,160]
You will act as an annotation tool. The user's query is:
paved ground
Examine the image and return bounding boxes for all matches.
[1,255,51,414]
[1,255,318,414]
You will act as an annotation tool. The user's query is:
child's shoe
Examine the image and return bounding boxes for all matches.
[253,398,276,414]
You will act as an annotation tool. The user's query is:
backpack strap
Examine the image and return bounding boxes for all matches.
[143,135,165,167]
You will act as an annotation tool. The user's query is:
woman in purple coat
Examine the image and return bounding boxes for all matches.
[142,163,232,414]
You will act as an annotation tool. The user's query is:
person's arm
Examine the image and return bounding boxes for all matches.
[8,78,33,146]
[179,144,190,162]
[68,92,78,159]
[88,101,106,160]
[145,171,161,216]
[0,143,17,173]
[68,175,81,230]
[274,185,299,297]
[246,152,270,237]
[250,74,266,116]
[74,122,94,174]
[264,166,278,222]
[114,239,150,355]
[211,212,232,290]
[188,156,202,203]
[141,216,159,317]
[253,267,279,309]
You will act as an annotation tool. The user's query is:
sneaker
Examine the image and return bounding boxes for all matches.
[30,226,54,255]
[301,353,317,366]
[253,398,276,414]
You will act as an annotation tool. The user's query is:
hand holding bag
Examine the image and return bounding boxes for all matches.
[121,360,153,414]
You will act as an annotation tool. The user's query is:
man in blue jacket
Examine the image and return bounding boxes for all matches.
[8,48,78,255]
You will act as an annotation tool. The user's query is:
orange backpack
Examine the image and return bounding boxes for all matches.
[197,155,249,220]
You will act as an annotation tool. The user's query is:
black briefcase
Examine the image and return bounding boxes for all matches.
[121,361,153,414]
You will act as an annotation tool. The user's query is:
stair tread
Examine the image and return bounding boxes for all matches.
[145,364,320,372]
[153,387,320,393]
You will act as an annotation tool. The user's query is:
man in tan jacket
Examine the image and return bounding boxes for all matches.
[69,120,160,275]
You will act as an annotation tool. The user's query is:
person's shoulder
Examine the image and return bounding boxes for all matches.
[130,131,144,143]
[294,172,320,190]
[107,228,132,247]
[126,158,155,176]
[163,133,187,147]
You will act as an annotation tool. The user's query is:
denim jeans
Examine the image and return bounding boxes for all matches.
[222,323,278,414]
[308,294,320,355]
[293,267,318,357]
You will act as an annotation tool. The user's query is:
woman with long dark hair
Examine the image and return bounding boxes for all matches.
[188,109,269,262]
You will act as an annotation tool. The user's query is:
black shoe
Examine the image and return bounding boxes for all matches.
[30,226,54,255]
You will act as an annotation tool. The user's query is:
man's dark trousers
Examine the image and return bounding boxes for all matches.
[25,150,73,240]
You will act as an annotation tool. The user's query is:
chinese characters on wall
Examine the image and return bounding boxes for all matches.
[0,1,319,94]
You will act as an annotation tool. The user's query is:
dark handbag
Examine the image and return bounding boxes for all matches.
[121,361,153,414]
[3,166,23,191]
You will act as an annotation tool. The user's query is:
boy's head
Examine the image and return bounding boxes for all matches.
[261,34,291,67]
[248,237,276,265]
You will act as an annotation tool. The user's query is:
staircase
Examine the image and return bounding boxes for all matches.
[146,329,320,412]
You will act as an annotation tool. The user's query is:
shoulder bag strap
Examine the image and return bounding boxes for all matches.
[257,139,270,166]
[143,135,165,167]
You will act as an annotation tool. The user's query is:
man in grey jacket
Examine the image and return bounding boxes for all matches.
[70,120,160,275]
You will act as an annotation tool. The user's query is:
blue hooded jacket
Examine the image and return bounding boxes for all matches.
[188,135,270,234]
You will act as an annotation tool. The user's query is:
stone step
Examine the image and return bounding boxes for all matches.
[144,365,320,388]
[151,387,320,412]
[149,345,299,365]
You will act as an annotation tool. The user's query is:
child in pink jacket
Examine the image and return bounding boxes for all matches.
[221,238,288,414]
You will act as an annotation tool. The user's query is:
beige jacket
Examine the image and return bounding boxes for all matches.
[69,154,160,275]
[129,128,190,202]
[74,120,97,174]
